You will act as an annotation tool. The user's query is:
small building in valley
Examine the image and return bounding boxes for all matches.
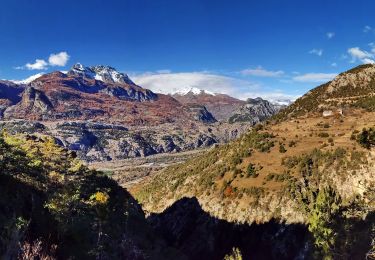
[322,110,333,117]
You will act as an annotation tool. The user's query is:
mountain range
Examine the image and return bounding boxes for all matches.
[0,64,282,162]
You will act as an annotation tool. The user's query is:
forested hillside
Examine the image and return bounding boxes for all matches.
[0,132,182,259]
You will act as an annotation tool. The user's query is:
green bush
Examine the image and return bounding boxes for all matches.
[246,163,258,178]
[357,127,375,149]
[265,173,275,181]
[279,144,287,153]
[318,132,330,138]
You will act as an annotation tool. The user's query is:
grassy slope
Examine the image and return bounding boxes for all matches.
[132,65,375,258]
[134,110,373,214]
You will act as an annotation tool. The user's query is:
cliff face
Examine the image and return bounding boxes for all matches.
[0,120,251,162]
[228,97,278,124]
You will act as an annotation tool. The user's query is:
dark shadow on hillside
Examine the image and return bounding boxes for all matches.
[148,197,309,260]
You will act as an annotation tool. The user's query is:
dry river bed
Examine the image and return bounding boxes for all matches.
[88,148,208,188]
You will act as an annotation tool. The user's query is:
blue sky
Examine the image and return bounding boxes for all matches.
[1,0,375,101]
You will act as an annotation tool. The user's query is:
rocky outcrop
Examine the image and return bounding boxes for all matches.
[99,85,157,101]
[67,64,158,101]
[0,80,24,105]
[187,105,217,123]
[228,97,277,124]
[68,63,135,85]
[0,120,252,162]
[20,86,53,113]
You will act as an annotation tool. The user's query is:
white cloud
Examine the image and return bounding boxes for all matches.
[364,25,372,33]
[293,73,337,83]
[11,73,44,84]
[132,71,294,102]
[48,51,70,66]
[331,62,337,67]
[132,72,258,97]
[26,59,48,70]
[326,32,335,39]
[17,51,70,71]
[309,49,323,56]
[240,66,284,77]
[347,47,375,64]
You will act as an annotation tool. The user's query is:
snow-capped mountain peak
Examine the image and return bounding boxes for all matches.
[174,87,216,96]
[68,63,134,85]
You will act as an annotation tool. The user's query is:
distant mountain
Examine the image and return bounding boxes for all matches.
[172,89,285,123]
[228,97,278,124]
[68,63,135,85]
[173,87,217,96]
[0,65,255,162]
[0,80,25,116]
[172,89,246,121]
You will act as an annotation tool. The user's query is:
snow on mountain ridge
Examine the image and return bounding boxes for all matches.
[173,87,216,96]
[68,63,134,85]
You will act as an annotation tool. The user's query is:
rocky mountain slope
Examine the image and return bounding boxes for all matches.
[173,89,281,124]
[276,64,375,120]
[228,97,278,124]
[172,89,245,121]
[68,63,136,85]
[0,65,278,162]
[0,80,24,116]
[133,64,375,259]
[0,120,249,162]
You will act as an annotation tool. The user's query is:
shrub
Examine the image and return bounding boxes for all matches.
[318,132,330,138]
[279,144,287,153]
[308,188,342,258]
[265,173,275,181]
[246,163,258,178]
[224,247,243,260]
[357,127,375,149]
[254,124,263,131]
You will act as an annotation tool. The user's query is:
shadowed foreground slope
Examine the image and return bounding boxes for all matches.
[0,133,182,259]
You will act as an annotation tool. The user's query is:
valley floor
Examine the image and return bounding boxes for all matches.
[89,148,208,188]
